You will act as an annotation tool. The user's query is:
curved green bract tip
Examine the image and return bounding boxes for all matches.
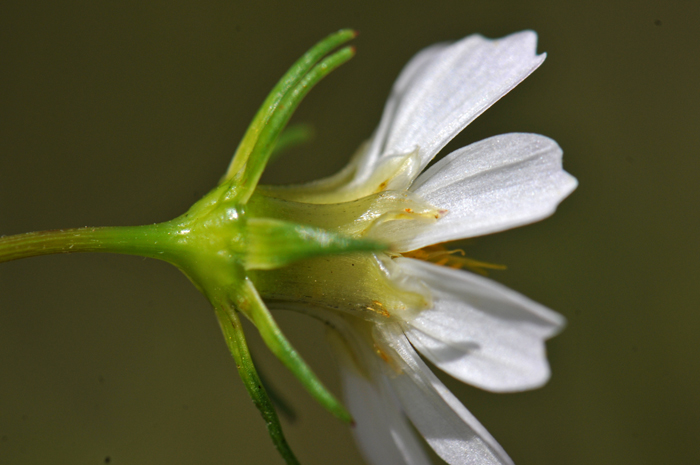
[213,301,300,465]
[223,30,357,202]
[231,278,353,424]
[246,218,386,270]
[268,123,315,164]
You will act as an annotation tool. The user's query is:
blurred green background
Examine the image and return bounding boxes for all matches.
[1,1,698,464]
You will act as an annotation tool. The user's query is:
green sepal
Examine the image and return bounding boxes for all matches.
[233,46,355,203]
[213,299,300,465]
[268,123,315,164]
[222,32,356,204]
[246,218,386,270]
[224,29,355,185]
[231,278,353,424]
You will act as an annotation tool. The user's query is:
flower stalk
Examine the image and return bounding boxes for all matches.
[0,223,179,264]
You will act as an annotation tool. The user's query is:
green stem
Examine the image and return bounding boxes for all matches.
[0,223,178,264]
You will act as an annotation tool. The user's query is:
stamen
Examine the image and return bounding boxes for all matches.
[365,300,390,318]
[402,244,506,275]
[364,208,440,236]
[372,343,402,374]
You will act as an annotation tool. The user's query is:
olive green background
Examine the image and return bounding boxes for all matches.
[1,1,698,464]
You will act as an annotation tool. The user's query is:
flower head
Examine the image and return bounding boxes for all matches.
[0,29,576,465]
[248,30,577,464]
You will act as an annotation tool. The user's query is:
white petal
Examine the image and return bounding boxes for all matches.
[326,317,432,465]
[354,31,546,186]
[377,133,577,252]
[255,44,448,203]
[339,364,433,465]
[396,257,565,392]
[376,324,513,465]
[358,43,448,177]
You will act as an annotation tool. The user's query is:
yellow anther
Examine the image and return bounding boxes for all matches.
[402,244,506,276]
[365,300,390,318]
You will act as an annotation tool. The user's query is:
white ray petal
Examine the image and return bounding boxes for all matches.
[376,324,513,465]
[325,315,432,465]
[354,31,546,186]
[338,364,433,465]
[372,133,577,252]
[396,257,565,392]
[359,44,449,179]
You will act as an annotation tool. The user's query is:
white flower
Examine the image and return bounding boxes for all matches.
[0,28,575,465]
[255,30,576,465]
